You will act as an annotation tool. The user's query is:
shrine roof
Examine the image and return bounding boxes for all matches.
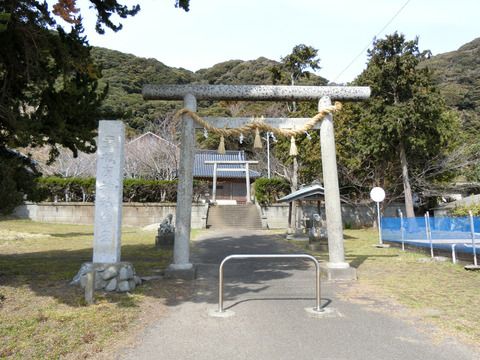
[194,150,261,179]
[277,183,325,202]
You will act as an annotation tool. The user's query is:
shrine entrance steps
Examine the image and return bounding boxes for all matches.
[206,204,262,230]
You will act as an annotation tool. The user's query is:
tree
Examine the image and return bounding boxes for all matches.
[272,44,321,86]
[0,0,190,213]
[29,145,96,178]
[271,44,322,113]
[338,33,459,216]
[269,44,324,196]
[0,147,44,214]
[272,107,324,191]
[125,132,179,182]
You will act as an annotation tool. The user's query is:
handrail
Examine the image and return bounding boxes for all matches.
[218,254,324,313]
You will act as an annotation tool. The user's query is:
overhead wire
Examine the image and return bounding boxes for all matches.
[332,0,412,83]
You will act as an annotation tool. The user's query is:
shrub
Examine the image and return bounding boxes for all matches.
[123,179,177,202]
[254,177,290,205]
[37,177,95,202]
[36,177,209,203]
[449,203,480,217]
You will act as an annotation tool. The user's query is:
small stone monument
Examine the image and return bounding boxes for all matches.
[308,213,329,251]
[156,214,175,248]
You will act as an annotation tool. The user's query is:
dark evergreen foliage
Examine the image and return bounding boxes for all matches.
[0,0,189,210]
[335,33,459,207]
[254,177,290,205]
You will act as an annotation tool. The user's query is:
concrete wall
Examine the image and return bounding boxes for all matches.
[433,194,480,217]
[14,202,209,229]
[259,204,290,229]
[259,202,406,229]
[14,201,405,230]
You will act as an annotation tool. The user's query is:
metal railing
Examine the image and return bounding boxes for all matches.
[217,254,323,313]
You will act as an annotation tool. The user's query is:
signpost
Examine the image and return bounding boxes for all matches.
[370,187,387,247]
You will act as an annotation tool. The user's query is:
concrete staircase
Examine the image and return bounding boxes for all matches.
[207,204,263,230]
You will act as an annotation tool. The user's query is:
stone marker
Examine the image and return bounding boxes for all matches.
[93,120,124,263]
[72,120,141,293]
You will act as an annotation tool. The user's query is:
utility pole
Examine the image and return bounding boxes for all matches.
[265,131,276,179]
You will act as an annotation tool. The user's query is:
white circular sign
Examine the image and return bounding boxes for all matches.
[370,187,385,202]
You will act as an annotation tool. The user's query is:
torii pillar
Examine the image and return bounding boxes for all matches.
[143,85,370,280]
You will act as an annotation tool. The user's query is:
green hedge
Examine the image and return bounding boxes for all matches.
[37,177,95,202]
[254,177,290,205]
[37,177,209,203]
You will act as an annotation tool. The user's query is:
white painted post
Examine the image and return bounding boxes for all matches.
[266,133,271,179]
[370,187,386,247]
[376,202,382,244]
[245,163,251,203]
[469,211,478,267]
[451,244,457,264]
[93,120,125,264]
[319,97,349,269]
[399,210,405,251]
[212,162,218,203]
[170,94,196,272]
[425,212,434,258]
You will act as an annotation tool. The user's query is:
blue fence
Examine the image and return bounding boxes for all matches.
[381,215,480,256]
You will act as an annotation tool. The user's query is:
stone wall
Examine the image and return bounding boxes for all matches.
[14,202,209,229]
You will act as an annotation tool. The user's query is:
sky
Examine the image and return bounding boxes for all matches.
[64,0,480,83]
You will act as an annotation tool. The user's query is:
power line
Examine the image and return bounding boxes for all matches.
[333,0,412,83]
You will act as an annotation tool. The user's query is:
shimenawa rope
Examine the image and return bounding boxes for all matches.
[172,101,342,155]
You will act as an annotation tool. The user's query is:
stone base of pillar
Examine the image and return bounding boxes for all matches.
[71,262,141,292]
[464,264,480,271]
[307,239,329,252]
[165,263,196,280]
[320,263,357,281]
[374,243,391,248]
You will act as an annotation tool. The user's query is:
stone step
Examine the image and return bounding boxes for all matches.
[207,205,263,229]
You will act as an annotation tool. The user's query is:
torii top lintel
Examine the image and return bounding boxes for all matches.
[142,84,370,102]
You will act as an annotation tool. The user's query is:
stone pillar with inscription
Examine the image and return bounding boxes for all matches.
[93,120,125,263]
[71,120,142,293]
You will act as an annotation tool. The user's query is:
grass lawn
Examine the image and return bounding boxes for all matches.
[1,220,479,358]
[295,229,480,347]
[0,218,175,359]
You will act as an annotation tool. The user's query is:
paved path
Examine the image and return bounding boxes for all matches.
[118,230,477,360]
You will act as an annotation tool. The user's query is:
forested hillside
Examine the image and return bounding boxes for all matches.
[196,57,327,86]
[423,37,480,134]
[91,48,195,130]
[53,39,480,207]
[91,48,327,131]
[94,39,480,135]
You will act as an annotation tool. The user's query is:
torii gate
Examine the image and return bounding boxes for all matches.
[204,160,259,203]
[142,84,370,280]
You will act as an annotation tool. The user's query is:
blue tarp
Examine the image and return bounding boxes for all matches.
[381,216,480,255]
